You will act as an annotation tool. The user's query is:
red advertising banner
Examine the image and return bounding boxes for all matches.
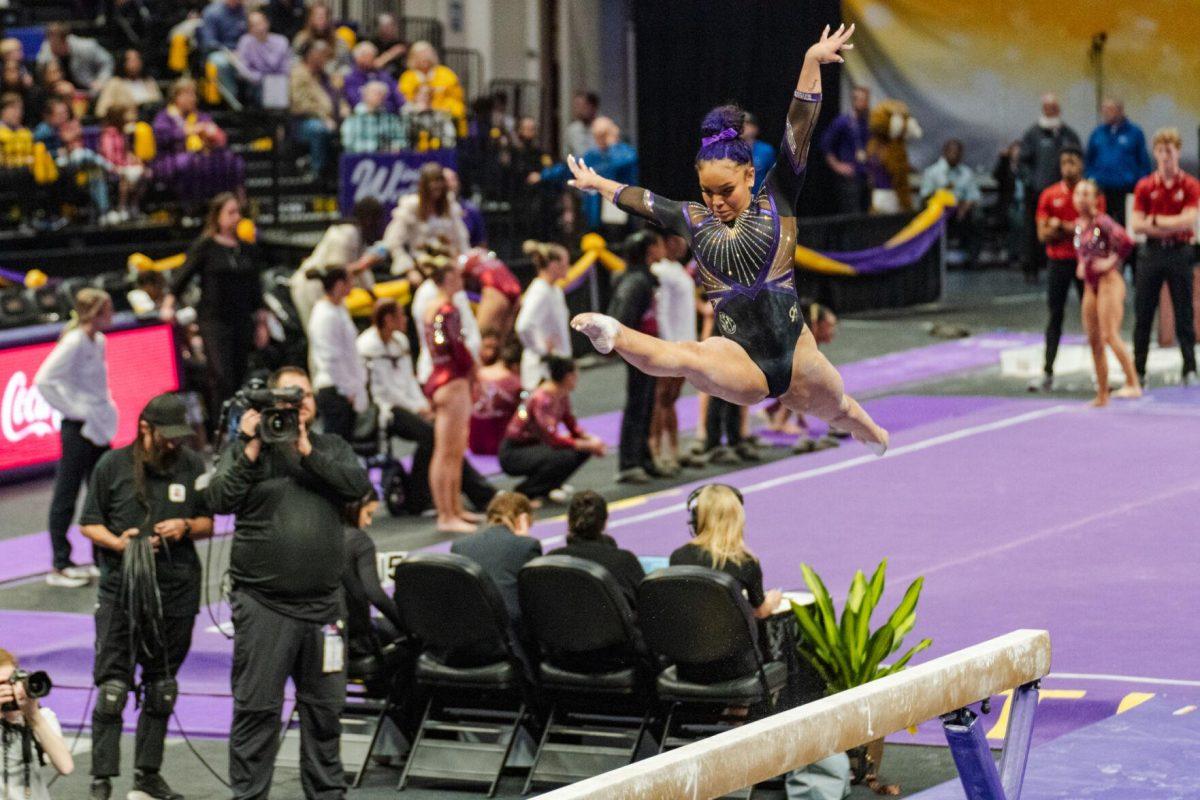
[0,324,179,475]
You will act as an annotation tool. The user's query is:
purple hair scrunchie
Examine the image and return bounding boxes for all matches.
[701,127,739,148]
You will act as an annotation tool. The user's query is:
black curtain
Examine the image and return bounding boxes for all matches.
[633,0,843,217]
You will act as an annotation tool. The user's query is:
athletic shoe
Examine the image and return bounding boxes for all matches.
[708,447,741,466]
[734,442,761,462]
[1183,371,1196,387]
[792,436,818,454]
[616,467,651,484]
[63,564,100,579]
[89,778,112,800]
[130,770,184,800]
[45,570,89,589]
[1027,374,1053,393]
[547,488,572,504]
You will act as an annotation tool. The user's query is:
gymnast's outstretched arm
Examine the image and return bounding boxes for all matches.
[563,157,690,236]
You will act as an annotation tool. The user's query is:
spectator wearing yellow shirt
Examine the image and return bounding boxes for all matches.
[398,41,465,136]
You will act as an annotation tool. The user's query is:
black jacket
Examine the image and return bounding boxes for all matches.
[548,536,645,608]
[608,265,658,333]
[208,432,372,623]
[450,525,542,627]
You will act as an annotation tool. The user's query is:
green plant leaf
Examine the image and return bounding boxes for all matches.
[858,623,895,684]
[866,558,887,608]
[891,611,917,647]
[801,563,844,656]
[794,643,837,691]
[878,637,933,677]
[884,577,924,640]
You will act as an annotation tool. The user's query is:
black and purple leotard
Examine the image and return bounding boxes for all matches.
[613,91,821,399]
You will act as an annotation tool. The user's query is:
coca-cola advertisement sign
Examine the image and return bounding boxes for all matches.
[0,324,179,476]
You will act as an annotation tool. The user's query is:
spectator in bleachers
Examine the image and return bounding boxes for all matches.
[741,113,777,196]
[562,90,599,161]
[1,60,41,125]
[340,80,407,154]
[307,265,368,442]
[1085,98,1152,226]
[511,115,552,236]
[550,491,644,607]
[399,41,465,136]
[152,78,245,208]
[289,40,345,181]
[360,298,497,515]
[95,49,162,119]
[291,1,350,71]
[821,84,871,214]
[0,38,32,87]
[291,196,387,326]
[400,83,457,150]
[669,484,782,620]
[488,90,515,138]
[197,0,248,102]
[0,93,32,163]
[609,229,659,484]
[35,61,78,121]
[382,161,471,274]
[171,193,265,424]
[450,492,541,632]
[500,355,604,505]
[98,105,149,221]
[515,239,571,389]
[539,116,638,231]
[265,0,307,42]
[36,22,114,98]
[470,334,522,457]
[232,10,292,106]
[33,97,70,151]
[1019,93,1081,282]
[444,167,486,246]
[920,138,982,264]
[344,41,404,113]
[102,0,154,54]
[369,13,408,79]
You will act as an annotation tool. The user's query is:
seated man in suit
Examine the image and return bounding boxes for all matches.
[449,492,541,634]
[548,490,644,608]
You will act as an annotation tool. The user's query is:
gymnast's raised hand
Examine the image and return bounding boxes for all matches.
[567,22,888,455]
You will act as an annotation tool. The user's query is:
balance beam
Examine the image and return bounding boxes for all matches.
[536,629,1051,800]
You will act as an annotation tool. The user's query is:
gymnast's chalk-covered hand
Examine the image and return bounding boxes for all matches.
[807,23,855,64]
[565,154,602,194]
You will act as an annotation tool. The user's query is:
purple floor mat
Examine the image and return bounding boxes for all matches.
[910,694,1200,798]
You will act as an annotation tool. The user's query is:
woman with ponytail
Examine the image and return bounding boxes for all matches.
[566,25,888,455]
[34,287,116,588]
[514,240,571,389]
[306,265,368,441]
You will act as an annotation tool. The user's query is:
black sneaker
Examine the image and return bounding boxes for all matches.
[89,778,112,800]
[131,771,184,800]
[1183,371,1196,387]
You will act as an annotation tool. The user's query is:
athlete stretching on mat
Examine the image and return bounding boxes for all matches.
[568,24,889,454]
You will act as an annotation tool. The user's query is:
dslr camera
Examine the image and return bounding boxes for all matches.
[230,377,305,445]
[2,669,51,712]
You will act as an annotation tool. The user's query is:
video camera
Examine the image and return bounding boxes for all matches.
[224,377,305,445]
[2,669,52,712]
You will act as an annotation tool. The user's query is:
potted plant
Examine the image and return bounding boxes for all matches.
[791,559,932,787]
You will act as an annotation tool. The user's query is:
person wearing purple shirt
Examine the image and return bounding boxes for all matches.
[445,167,487,246]
[819,84,871,214]
[234,11,291,104]
[343,42,405,113]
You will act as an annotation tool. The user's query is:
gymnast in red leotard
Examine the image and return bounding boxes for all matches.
[460,248,523,340]
[422,265,480,533]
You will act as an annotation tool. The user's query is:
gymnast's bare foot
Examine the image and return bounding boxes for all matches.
[1089,394,1110,408]
[1114,385,1142,400]
[571,312,620,355]
[437,517,476,534]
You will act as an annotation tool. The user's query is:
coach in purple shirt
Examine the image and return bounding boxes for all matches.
[819,84,871,214]
[343,42,405,113]
[234,11,291,101]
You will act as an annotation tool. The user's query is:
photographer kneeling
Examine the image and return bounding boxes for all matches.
[208,367,372,800]
[1,649,74,800]
[79,393,214,800]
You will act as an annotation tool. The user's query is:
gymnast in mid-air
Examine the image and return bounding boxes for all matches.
[569,24,889,454]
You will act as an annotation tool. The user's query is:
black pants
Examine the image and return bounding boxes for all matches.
[387,407,495,512]
[833,174,868,215]
[705,398,742,449]
[200,318,254,428]
[498,440,590,498]
[1134,244,1197,379]
[316,387,355,442]
[48,419,108,571]
[229,590,346,800]
[1044,258,1084,375]
[1022,194,1047,279]
[618,364,656,471]
[92,598,195,778]
[1101,186,1131,227]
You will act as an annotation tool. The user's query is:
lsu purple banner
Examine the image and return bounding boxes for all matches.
[338,150,458,215]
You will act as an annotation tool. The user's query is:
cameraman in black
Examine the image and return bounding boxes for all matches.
[208,367,372,800]
[79,393,213,800]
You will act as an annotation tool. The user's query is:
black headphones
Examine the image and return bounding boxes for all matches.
[686,483,745,536]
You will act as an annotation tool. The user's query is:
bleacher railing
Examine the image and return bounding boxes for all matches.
[537,629,1050,800]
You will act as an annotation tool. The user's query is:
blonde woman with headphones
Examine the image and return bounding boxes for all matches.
[34,288,117,588]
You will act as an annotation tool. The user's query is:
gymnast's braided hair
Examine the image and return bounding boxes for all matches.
[696,104,752,165]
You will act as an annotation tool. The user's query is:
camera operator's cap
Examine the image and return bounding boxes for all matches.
[141,393,193,440]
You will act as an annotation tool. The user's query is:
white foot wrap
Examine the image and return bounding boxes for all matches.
[571,313,619,355]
